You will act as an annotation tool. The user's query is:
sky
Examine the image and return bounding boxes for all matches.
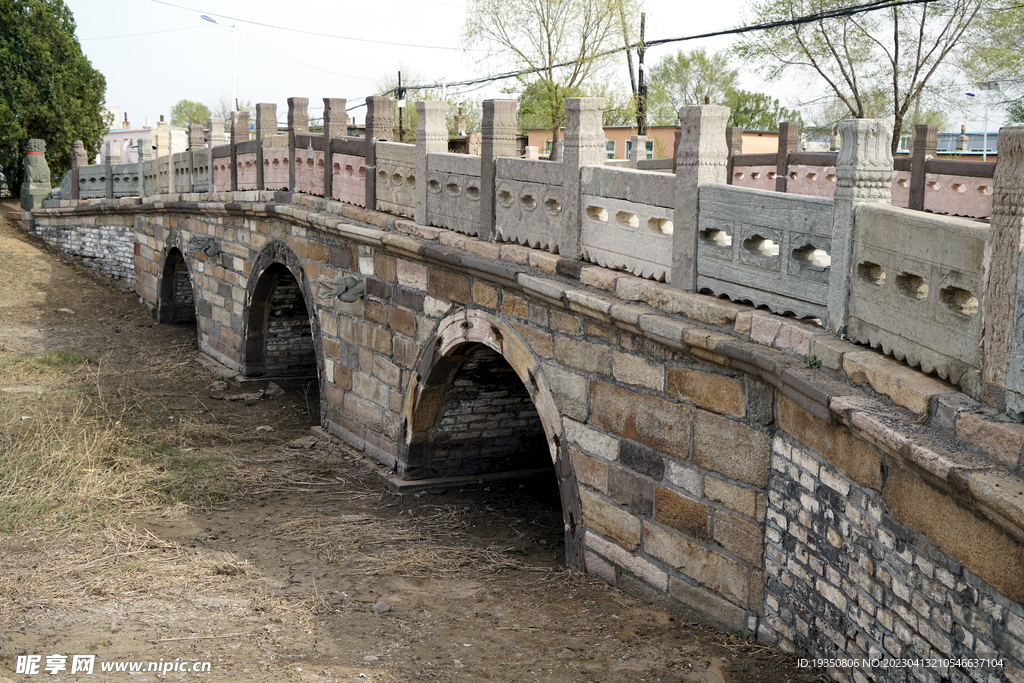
[63,0,997,131]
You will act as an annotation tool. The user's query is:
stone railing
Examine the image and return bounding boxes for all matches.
[696,184,834,321]
[375,142,416,218]
[846,204,987,394]
[494,157,564,251]
[580,166,674,281]
[38,95,1024,418]
[731,128,996,219]
[426,152,482,236]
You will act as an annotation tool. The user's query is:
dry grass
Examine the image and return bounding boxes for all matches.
[0,524,264,617]
[272,510,547,579]
[0,350,327,532]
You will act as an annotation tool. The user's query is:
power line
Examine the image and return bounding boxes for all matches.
[382,0,938,95]
[148,0,476,51]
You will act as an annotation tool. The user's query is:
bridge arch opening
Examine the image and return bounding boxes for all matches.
[157,247,196,325]
[242,262,318,383]
[401,311,583,569]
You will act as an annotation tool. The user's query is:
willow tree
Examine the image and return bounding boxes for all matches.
[0,0,107,196]
[734,0,985,153]
[463,0,632,159]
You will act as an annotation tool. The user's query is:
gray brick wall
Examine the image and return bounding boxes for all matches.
[763,435,1023,683]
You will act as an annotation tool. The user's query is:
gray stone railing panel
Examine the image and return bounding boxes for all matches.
[375,141,416,218]
[494,157,564,251]
[580,166,676,281]
[78,165,107,199]
[191,148,211,193]
[427,152,481,177]
[848,203,987,394]
[142,159,158,197]
[172,152,191,194]
[696,183,834,320]
[111,162,140,197]
[426,152,482,236]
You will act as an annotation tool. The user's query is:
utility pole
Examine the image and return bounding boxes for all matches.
[637,12,647,135]
[397,71,405,143]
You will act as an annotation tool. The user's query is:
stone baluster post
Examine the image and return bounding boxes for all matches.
[562,98,607,259]
[982,127,1024,415]
[137,138,153,197]
[207,117,228,147]
[415,101,449,226]
[230,111,249,192]
[323,98,349,200]
[725,127,744,185]
[364,96,394,210]
[188,124,204,193]
[255,103,277,191]
[104,139,119,199]
[71,140,86,200]
[287,97,309,193]
[775,121,800,193]
[153,120,170,193]
[629,135,648,168]
[827,119,893,335]
[671,105,729,291]
[479,99,518,241]
[908,124,937,212]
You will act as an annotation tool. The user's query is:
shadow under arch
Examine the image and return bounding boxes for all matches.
[241,239,324,400]
[399,308,584,569]
[156,232,197,325]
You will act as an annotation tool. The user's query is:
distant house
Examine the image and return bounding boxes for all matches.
[524,125,785,160]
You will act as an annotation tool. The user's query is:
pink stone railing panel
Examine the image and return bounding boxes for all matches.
[786,165,837,198]
[731,165,777,192]
[922,174,993,219]
[295,150,325,196]
[237,152,258,191]
[212,158,231,192]
[332,153,366,207]
[263,149,290,191]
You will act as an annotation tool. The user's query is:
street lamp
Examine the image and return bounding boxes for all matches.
[965,82,999,162]
[201,15,236,112]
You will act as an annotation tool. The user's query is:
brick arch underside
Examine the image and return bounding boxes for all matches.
[156,235,196,325]
[400,310,585,570]
[404,342,549,480]
[242,241,323,384]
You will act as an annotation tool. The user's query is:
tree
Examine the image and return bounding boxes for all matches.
[169,100,211,127]
[724,89,803,130]
[0,0,107,196]
[733,0,984,154]
[646,49,740,125]
[463,0,629,159]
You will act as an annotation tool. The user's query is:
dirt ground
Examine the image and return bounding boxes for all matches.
[0,201,825,683]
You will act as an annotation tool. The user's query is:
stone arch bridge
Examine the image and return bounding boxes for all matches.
[13,99,1024,683]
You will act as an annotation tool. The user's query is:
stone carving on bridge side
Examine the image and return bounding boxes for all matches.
[317,274,365,303]
[21,139,52,210]
[187,235,221,258]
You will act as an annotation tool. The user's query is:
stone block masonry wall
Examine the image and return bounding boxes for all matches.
[27,214,135,286]
[764,396,1024,683]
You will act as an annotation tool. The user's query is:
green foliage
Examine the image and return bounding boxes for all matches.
[733,0,984,153]
[646,49,739,125]
[513,79,586,132]
[0,0,108,196]
[1009,100,1024,126]
[170,99,212,127]
[724,89,802,130]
